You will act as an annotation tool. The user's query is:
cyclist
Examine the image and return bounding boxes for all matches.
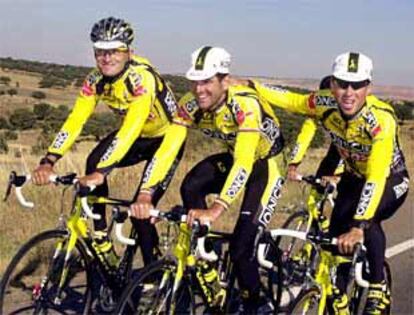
[245,52,410,314]
[287,75,343,228]
[32,17,186,266]
[175,46,285,313]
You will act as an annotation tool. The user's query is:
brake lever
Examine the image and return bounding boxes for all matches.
[3,171,16,201]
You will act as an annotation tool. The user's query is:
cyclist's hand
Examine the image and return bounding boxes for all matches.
[32,164,54,185]
[78,171,105,187]
[287,164,301,181]
[337,227,364,255]
[320,175,340,186]
[130,192,155,222]
[187,203,224,226]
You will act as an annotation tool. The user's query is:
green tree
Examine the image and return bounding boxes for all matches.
[33,103,53,120]
[9,108,36,130]
[82,112,121,141]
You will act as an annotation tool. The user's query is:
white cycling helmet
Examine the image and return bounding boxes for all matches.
[332,52,373,82]
[186,46,231,81]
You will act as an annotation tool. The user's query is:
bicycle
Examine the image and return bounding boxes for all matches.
[115,205,284,314]
[271,175,336,310]
[257,184,393,314]
[0,171,176,314]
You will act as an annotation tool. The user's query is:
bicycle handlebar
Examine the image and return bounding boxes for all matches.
[5,171,100,219]
[257,228,369,288]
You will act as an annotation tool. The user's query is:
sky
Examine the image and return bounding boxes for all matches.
[0,0,413,86]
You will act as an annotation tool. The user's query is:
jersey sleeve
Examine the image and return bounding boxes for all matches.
[96,70,156,172]
[173,93,197,128]
[352,111,396,224]
[140,123,187,193]
[47,83,97,156]
[289,118,317,165]
[251,80,314,116]
[216,96,262,207]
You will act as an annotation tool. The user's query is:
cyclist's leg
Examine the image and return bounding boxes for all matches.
[180,152,233,208]
[128,137,186,266]
[362,172,408,314]
[231,157,284,312]
[85,131,117,232]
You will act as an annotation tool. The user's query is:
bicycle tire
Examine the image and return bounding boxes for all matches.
[275,210,312,310]
[0,229,92,314]
[349,260,393,315]
[258,237,284,313]
[115,258,198,315]
[289,286,326,315]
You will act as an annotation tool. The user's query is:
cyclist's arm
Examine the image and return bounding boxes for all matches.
[249,80,314,116]
[96,72,155,173]
[140,123,187,193]
[315,143,342,178]
[289,118,318,165]
[351,113,396,227]
[47,93,97,158]
[215,97,262,209]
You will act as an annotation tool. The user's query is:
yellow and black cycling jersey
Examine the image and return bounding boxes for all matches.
[251,81,408,223]
[174,85,284,208]
[47,55,182,189]
[290,117,345,175]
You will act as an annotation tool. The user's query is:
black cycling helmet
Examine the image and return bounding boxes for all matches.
[90,17,134,49]
[319,75,332,90]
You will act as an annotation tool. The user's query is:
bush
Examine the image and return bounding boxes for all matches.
[0,76,11,85]
[33,103,53,120]
[31,91,47,100]
[0,135,8,153]
[3,130,18,140]
[82,112,121,141]
[7,88,18,96]
[9,108,36,130]
[0,116,10,129]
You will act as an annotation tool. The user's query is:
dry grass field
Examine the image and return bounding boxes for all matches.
[0,68,413,275]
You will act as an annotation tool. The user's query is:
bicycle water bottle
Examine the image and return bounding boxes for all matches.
[196,260,225,307]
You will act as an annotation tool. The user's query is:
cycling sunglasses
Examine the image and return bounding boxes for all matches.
[333,78,370,90]
[94,47,129,57]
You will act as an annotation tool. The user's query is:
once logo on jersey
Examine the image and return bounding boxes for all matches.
[363,111,382,137]
[315,95,338,107]
[164,91,178,115]
[258,177,285,226]
[393,177,409,199]
[51,131,69,149]
[290,144,300,160]
[142,158,156,184]
[260,117,280,143]
[185,99,198,113]
[226,168,248,198]
[99,138,118,163]
[356,182,375,216]
[329,132,370,161]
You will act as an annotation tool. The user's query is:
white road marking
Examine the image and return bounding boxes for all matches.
[385,239,414,258]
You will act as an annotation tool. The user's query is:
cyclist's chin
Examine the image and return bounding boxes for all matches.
[98,65,124,77]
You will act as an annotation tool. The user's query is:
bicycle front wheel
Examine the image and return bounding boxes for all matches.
[276,210,312,310]
[289,287,325,315]
[0,229,91,314]
[115,259,196,315]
